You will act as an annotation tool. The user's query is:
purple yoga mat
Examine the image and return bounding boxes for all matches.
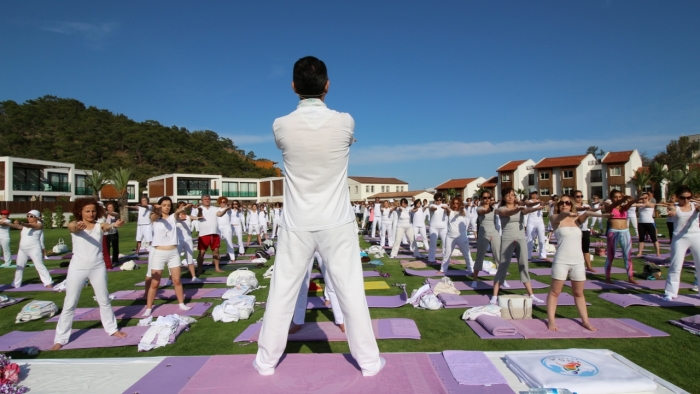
[441,292,585,308]
[135,277,228,286]
[49,267,122,274]
[178,353,446,394]
[475,316,519,337]
[568,279,693,291]
[233,318,420,342]
[466,320,524,340]
[0,297,26,309]
[306,292,408,309]
[508,318,666,339]
[125,356,210,394]
[426,278,549,291]
[309,271,380,279]
[428,354,515,394]
[4,284,58,292]
[404,268,496,278]
[46,302,212,322]
[600,293,700,308]
[529,266,627,276]
[0,331,43,351]
[443,351,509,386]
[642,255,672,264]
[110,288,217,300]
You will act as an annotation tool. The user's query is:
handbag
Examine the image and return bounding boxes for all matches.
[498,294,532,320]
[52,239,69,254]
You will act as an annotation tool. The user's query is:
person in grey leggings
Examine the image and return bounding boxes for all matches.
[491,187,544,305]
[473,191,501,285]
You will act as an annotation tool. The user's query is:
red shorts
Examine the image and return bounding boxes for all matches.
[198,234,221,251]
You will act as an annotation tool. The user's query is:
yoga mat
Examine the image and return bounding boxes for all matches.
[426,278,548,291]
[442,351,509,386]
[4,283,58,292]
[0,284,13,292]
[309,271,380,279]
[400,259,463,267]
[529,266,627,276]
[0,297,25,309]
[306,292,408,309]
[0,330,43,351]
[49,267,122,274]
[599,293,700,308]
[465,320,524,340]
[177,353,446,394]
[110,288,217,300]
[508,318,668,339]
[441,293,584,308]
[404,268,496,278]
[311,281,390,292]
[46,302,213,322]
[125,356,211,394]
[428,353,516,394]
[567,279,693,291]
[234,318,420,342]
[135,277,228,286]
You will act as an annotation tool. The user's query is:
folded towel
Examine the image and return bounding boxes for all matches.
[476,315,518,336]
[437,293,469,307]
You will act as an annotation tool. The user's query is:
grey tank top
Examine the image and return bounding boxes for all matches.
[479,210,499,235]
[499,209,524,238]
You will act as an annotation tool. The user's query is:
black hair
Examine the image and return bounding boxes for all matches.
[434,192,445,201]
[480,190,492,198]
[157,196,174,215]
[400,198,408,206]
[500,187,515,207]
[675,185,692,197]
[609,189,622,199]
[293,56,328,98]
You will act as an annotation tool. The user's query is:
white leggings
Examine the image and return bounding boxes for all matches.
[219,226,237,261]
[0,237,11,265]
[526,221,547,259]
[232,225,245,254]
[466,217,478,234]
[390,225,419,258]
[429,227,447,262]
[665,236,700,298]
[628,217,638,235]
[54,264,118,345]
[379,221,393,247]
[272,220,280,238]
[442,234,472,273]
[13,246,52,288]
[371,219,381,238]
[178,238,195,266]
[414,225,427,246]
[293,252,344,325]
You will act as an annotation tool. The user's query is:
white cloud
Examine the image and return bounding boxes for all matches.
[230,134,274,145]
[42,22,117,40]
[350,134,670,165]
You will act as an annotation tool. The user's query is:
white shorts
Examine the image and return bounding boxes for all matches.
[551,263,586,282]
[248,226,260,235]
[150,248,181,271]
[136,224,154,242]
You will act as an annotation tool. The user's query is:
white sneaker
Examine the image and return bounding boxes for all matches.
[142,308,152,317]
[179,303,192,311]
[361,357,386,377]
[252,360,275,376]
[191,277,203,282]
[502,281,511,288]
[490,296,498,305]
[530,294,544,303]
[693,285,699,292]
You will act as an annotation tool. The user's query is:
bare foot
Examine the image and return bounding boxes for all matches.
[628,277,639,285]
[288,324,302,334]
[324,299,331,307]
[586,267,597,273]
[215,269,225,273]
[50,343,63,351]
[635,254,643,258]
[45,284,53,289]
[582,322,598,331]
[339,323,346,333]
[605,279,614,284]
[436,270,444,274]
[111,331,127,338]
[547,322,558,331]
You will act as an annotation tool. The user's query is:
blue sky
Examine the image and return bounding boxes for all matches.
[2,1,698,189]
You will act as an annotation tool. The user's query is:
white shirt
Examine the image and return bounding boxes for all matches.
[465,205,478,218]
[177,219,193,241]
[273,208,282,221]
[0,219,11,238]
[70,224,104,269]
[373,203,382,222]
[429,204,448,228]
[217,208,232,228]
[381,208,392,222]
[19,226,42,249]
[674,203,699,237]
[527,200,544,222]
[137,205,153,225]
[274,99,356,231]
[197,205,220,236]
[577,204,591,231]
[396,207,411,227]
[447,211,468,237]
[247,210,260,226]
[231,209,244,226]
[258,211,268,225]
[413,208,426,227]
[152,214,178,247]
[639,205,655,223]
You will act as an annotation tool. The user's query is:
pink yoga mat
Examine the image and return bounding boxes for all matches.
[135,277,228,286]
[49,267,122,274]
[599,293,700,308]
[426,278,549,291]
[567,279,693,291]
[0,297,26,309]
[508,318,668,339]
[46,302,213,322]
[404,268,496,278]
[529,267,627,276]
[4,284,59,292]
[234,318,420,342]
[428,353,516,394]
[306,292,408,309]
[110,288,217,300]
[310,271,380,279]
[440,293,584,308]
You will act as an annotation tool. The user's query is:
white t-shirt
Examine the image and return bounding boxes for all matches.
[381,208,392,222]
[177,219,193,241]
[137,205,153,225]
[247,210,260,226]
[152,214,178,247]
[639,206,655,223]
[396,207,411,227]
[429,204,448,228]
[217,208,232,228]
[231,209,244,226]
[197,205,220,236]
[258,211,268,226]
[577,204,591,231]
[465,205,478,218]
[70,224,104,269]
[273,208,282,221]
[0,219,11,238]
[273,99,356,232]
[373,203,382,222]
[19,226,42,249]
[413,208,426,227]
[527,200,544,222]
[447,211,468,237]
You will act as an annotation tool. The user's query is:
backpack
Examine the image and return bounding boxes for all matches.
[262,239,275,249]
[265,246,275,256]
[255,251,270,260]
[120,260,138,271]
[16,300,58,323]
[641,263,663,280]
[226,268,258,288]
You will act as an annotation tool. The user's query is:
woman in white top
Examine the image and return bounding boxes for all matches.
[390,201,399,244]
[143,197,193,317]
[464,198,479,241]
[665,195,677,243]
[6,210,53,288]
[428,193,449,263]
[411,200,428,255]
[636,192,661,257]
[379,201,393,248]
[0,209,13,267]
[439,197,472,274]
[663,186,700,300]
[258,207,269,240]
[389,199,421,259]
[246,204,262,247]
[230,200,246,255]
[473,191,501,284]
[216,196,237,262]
[51,199,127,350]
[627,201,639,236]
[547,194,609,332]
[272,203,282,238]
[176,210,197,280]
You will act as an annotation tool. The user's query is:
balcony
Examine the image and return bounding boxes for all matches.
[14,181,71,192]
[590,176,603,183]
[177,189,219,197]
[75,186,94,196]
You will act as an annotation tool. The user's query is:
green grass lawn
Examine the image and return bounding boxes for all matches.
[0,219,697,392]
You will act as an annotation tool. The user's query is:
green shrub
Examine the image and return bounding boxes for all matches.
[41,208,53,228]
[54,205,65,228]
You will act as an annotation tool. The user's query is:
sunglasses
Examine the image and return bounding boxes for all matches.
[679,195,692,200]
[575,195,583,198]
[558,201,572,206]
[482,196,492,200]
[27,215,36,218]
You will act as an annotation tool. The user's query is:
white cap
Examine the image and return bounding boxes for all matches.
[28,210,41,217]
[389,199,394,202]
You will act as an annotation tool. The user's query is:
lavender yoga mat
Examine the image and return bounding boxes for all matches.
[465,320,524,340]
[305,292,409,309]
[428,353,515,394]
[49,267,122,274]
[475,316,518,337]
[125,356,210,394]
[309,271,380,279]
[135,277,228,286]
[0,297,26,309]
[443,351,510,386]
[426,278,549,291]
[404,268,496,278]
[529,266,627,276]
[4,284,59,292]
[110,288,217,300]
[234,318,420,342]
[508,318,668,339]
[440,292,584,308]
[178,353,446,394]
[600,293,700,308]
[567,279,693,291]
[46,302,212,322]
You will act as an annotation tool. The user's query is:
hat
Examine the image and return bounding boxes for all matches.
[28,210,41,218]
[529,189,538,194]
[0,210,9,215]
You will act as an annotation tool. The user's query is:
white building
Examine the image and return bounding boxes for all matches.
[434,177,487,199]
[146,173,285,203]
[496,159,537,198]
[600,150,644,197]
[367,190,434,203]
[347,177,409,201]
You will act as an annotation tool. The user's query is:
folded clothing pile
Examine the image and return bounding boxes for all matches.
[212,295,256,323]
[461,305,501,321]
[506,349,657,394]
[670,314,700,335]
[406,284,442,310]
[222,285,251,299]
[138,314,194,352]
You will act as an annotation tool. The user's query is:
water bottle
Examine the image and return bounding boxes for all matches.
[22,347,39,356]
[524,389,575,394]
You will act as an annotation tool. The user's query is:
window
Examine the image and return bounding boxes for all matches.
[240,182,257,197]
[127,185,136,200]
[540,188,551,196]
[223,182,239,197]
[562,187,573,195]
[539,172,550,180]
[501,174,511,182]
[75,174,93,195]
[590,170,602,183]
[527,174,535,186]
[563,170,574,179]
[355,186,358,194]
[642,184,653,193]
[13,167,41,191]
[610,167,621,176]
[48,173,70,192]
[381,186,385,192]
[366,185,369,192]
[177,179,210,196]
[371,185,374,192]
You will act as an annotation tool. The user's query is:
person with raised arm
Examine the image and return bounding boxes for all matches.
[371,197,382,238]
[176,207,198,280]
[473,190,501,285]
[636,192,662,257]
[378,200,393,248]
[525,190,548,261]
[428,192,449,264]
[51,198,127,350]
[195,195,226,277]
[411,200,429,256]
[128,196,153,257]
[389,198,421,259]
[464,197,479,242]
[663,186,700,301]
[246,204,263,248]
[6,210,53,288]
[572,190,596,272]
[603,190,643,284]
[216,196,237,262]
[230,200,247,256]
[439,197,473,274]
[0,210,13,267]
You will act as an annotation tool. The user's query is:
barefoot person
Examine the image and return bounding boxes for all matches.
[663,186,700,301]
[572,190,596,272]
[546,194,610,331]
[254,56,384,377]
[0,210,13,267]
[195,195,225,276]
[636,192,662,257]
[473,190,501,284]
[604,190,642,284]
[129,197,153,256]
[51,198,127,350]
[6,210,53,288]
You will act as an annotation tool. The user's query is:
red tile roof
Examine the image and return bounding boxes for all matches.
[348,176,407,184]
[368,190,432,199]
[601,151,634,164]
[481,176,498,187]
[497,160,527,172]
[534,155,587,169]
[435,178,478,190]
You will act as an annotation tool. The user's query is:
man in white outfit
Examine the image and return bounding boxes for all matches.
[253,56,384,377]
[371,197,382,238]
[525,190,548,260]
[0,210,13,267]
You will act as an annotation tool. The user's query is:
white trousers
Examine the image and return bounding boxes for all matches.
[429,226,447,263]
[191,219,200,233]
[442,234,473,273]
[665,236,700,298]
[390,225,419,258]
[219,226,237,261]
[526,221,547,259]
[293,252,344,325]
[589,217,601,231]
[371,219,381,238]
[628,217,638,236]
[14,246,52,288]
[466,217,478,234]
[0,237,11,265]
[232,225,245,254]
[272,220,280,238]
[255,222,381,375]
[379,221,393,247]
[390,219,397,242]
[54,264,118,345]
[414,226,427,243]
[178,238,195,266]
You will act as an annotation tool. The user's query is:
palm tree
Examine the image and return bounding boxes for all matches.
[516,188,526,201]
[84,170,108,200]
[447,188,456,200]
[648,162,668,200]
[474,187,488,199]
[631,168,653,195]
[108,167,134,223]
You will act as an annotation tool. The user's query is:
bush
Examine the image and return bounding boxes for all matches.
[41,208,53,228]
[54,205,65,228]
[68,215,76,223]
[128,212,138,222]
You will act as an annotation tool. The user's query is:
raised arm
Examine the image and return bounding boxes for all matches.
[100,219,125,232]
[497,206,523,217]
[521,204,544,214]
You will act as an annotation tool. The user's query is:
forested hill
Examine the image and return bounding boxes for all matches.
[0,95,278,183]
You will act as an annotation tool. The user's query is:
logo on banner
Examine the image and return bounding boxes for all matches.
[541,356,599,376]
